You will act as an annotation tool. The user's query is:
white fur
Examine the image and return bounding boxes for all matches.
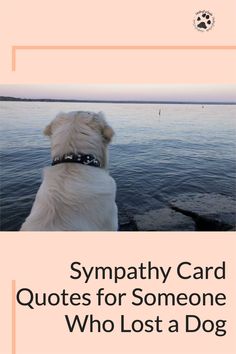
[20,111,118,231]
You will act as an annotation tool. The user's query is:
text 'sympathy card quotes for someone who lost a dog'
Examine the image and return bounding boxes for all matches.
[0,1,236,354]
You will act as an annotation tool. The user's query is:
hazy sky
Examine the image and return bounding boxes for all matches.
[0,84,235,102]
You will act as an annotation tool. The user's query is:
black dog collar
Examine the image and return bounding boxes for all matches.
[52,152,101,168]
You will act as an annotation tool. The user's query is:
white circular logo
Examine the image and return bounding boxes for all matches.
[194,11,215,32]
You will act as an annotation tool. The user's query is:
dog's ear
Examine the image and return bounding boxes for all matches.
[44,122,52,136]
[98,112,114,143]
[44,112,67,136]
[102,124,114,143]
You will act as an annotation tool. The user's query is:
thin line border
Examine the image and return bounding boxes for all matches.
[12,280,16,354]
[11,45,236,71]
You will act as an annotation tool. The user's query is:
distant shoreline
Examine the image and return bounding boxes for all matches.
[0,96,235,105]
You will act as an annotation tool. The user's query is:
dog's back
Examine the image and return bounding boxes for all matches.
[21,164,118,231]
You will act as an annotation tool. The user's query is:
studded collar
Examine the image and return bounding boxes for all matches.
[51,152,101,168]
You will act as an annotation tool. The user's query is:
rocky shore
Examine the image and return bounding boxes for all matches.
[119,193,236,231]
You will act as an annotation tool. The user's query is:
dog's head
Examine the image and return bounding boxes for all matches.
[44,111,114,168]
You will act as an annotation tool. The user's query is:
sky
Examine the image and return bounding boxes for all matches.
[0,84,235,103]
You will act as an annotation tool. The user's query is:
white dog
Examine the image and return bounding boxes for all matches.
[20,111,118,231]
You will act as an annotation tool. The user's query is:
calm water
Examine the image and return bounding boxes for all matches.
[0,101,236,231]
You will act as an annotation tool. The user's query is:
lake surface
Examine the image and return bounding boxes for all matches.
[0,101,236,231]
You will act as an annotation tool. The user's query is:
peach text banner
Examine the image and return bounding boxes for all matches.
[0,232,236,354]
[0,0,236,83]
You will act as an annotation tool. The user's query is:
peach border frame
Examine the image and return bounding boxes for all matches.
[11,45,236,71]
[8,42,236,352]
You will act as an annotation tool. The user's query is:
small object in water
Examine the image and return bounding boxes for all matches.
[159,109,161,116]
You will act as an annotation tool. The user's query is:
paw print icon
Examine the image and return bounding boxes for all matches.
[194,11,215,32]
